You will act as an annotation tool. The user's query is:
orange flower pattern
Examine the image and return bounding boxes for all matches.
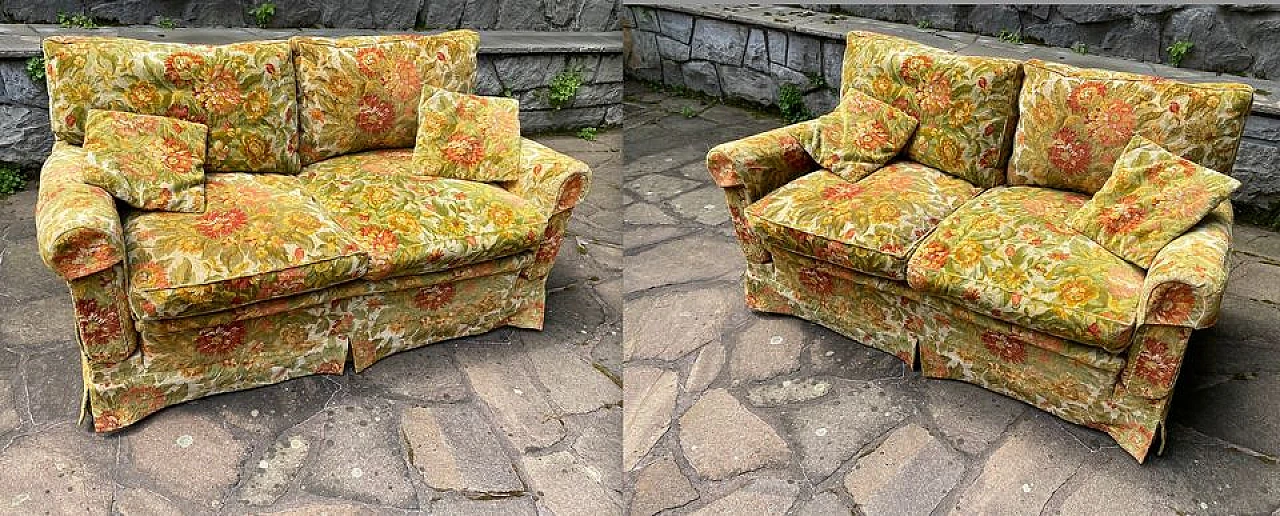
[802,89,918,182]
[292,31,480,164]
[124,173,368,320]
[747,162,979,280]
[43,36,300,174]
[82,110,208,213]
[840,31,1023,188]
[36,142,128,280]
[413,85,522,182]
[906,187,1144,351]
[1069,136,1240,268]
[300,149,547,280]
[1009,59,1253,193]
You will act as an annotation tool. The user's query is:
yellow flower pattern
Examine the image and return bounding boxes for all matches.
[83,110,208,212]
[413,85,522,182]
[803,88,918,182]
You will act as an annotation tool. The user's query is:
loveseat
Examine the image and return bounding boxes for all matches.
[35,31,590,431]
[707,31,1252,462]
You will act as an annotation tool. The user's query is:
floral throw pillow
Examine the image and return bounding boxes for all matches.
[804,89,918,182]
[83,109,208,212]
[1068,135,1240,269]
[412,85,521,182]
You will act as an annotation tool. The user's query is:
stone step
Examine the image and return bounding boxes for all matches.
[0,24,621,57]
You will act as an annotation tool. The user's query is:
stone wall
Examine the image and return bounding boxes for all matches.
[623,4,1280,217]
[0,28,622,171]
[803,4,1280,80]
[3,0,622,32]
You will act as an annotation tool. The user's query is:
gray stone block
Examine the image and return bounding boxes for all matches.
[657,9,694,44]
[473,59,503,96]
[0,60,48,108]
[719,64,777,105]
[1244,115,1280,142]
[419,0,466,29]
[907,5,963,31]
[967,5,1022,35]
[785,33,822,75]
[493,54,566,91]
[520,106,606,132]
[1232,140,1280,211]
[767,30,788,65]
[770,63,811,91]
[0,104,52,170]
[573,82,623,108]
[1166,7,1255,73]
[605,103,623,125]
[566,54,602,82]
[577,0,619,31]
[544,0,579,27]
[656,35,691,61]
[1100,16,1161,63]
[745,28,769,73]
[690,18,748,65]
[596,54,624,83]
[661,59,686,90]
[1,0,83,24]
[681,60,721,97]
[631,6,660,32]
[497,0,551,31]
[803,88,838,116]
[626,31,662,82]
[460,0,500,28]
[822,41,844,91]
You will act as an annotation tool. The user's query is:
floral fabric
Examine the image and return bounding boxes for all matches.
[511,138,594,217]
[1069,136,1240,269]
[840,31,1023,188]
[414,85,522,182]
[300,149,546,280]
[124,173,368,320]
[36,142,126,280]
[1139,202,1233,328]
[906,187,1145,352]
[1009,59,1254,194]
[43,36,300,174]
[803,89,918,182]
[1123,325,1193,400]
[747,162,980,280]
[292,31,481,165]
[69,264,137,366]
[83,110,207,212]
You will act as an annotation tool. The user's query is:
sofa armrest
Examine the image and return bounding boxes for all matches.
[509,138,592,219]
[36,141,127,281]
[68,264,139,366]
[705,120,819,200]
[706,121,819,264]
[1137,202,1233,329]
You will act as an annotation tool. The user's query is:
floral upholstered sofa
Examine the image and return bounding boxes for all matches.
[35,31,590,431]
[707,31,1252,462]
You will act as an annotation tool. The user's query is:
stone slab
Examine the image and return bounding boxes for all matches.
[781,383,912,480]
[401,405,524,496]
[523,451,622,516]
[679,389,791,480]
[623,366,679,471]
[624,286,738,362]
[299,404,417,509]
[689,476,800,515]
[843,424,964,516]
[630,457,698,516]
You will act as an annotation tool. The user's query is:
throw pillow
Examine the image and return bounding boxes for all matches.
[804,88,919,182]
[83,109,208,212]
[412,85,522,182]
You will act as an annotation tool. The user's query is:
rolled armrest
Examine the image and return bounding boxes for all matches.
[705,121,818,200]
[36,141,127,281]
[706,122,819,264]
[68,264,138,366]
[1137,202,1233,329]
[509,138,592,219]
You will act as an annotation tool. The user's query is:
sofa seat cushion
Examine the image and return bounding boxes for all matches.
[124,173,369,321]
[906,187,1145,352]
[747,161,982,280]
[300,149,546,280]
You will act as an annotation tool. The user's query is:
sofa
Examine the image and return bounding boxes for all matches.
[35,31,590,432]
[707,31,1252,462]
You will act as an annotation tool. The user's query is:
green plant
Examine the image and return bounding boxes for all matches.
[996,30,1022,45]
[25,56,45,83]
[1071,42,1088,55]
[155,16,176,29]
[680,106,698,118]
[0,167,25,197]
[248,2,276,28]
[807,73,826,89]
[916,20,932,30]
[57,11,98,28]
[1167,40,1193,67]
[547,67,584,109]
[576,127,599,141]
[777,84,811,124]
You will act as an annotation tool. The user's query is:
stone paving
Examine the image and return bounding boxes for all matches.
[621,82,1280,515]
[0,132,621,514]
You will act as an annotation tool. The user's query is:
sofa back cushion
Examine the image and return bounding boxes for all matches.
[840,31,1023,188]
[1008,59,1254,194]
[43,36,300,174]
[291,31,481,165]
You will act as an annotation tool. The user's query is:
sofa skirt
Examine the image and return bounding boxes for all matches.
[82,257,547,432]
[744,247,1177,462]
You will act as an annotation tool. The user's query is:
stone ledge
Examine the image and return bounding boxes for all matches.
[0,25,622,58]
[634,4,1280,117]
